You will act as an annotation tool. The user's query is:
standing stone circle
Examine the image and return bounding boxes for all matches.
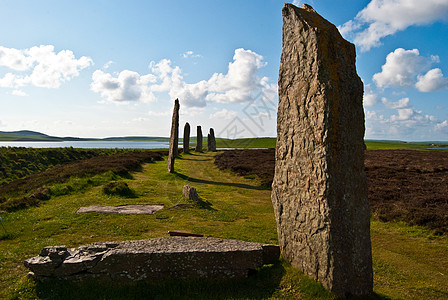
[271,4,372,297]
[183,122,190,154]
[168,99,180,173]
[195,126,203,152]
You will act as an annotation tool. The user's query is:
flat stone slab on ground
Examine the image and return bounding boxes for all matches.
[76,205,164,214]
[24,237,280,282]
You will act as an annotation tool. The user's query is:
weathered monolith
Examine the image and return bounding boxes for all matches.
[208,128,216,152]
[168,99,180,173]
[271,4,372,297]
[183,122,190,154]
[195,126,203,152]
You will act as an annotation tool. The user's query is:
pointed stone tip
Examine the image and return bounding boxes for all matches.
[302,4,316,12]
[283,3,316,15]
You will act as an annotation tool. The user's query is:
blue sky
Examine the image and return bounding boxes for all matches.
[0,0,447,141]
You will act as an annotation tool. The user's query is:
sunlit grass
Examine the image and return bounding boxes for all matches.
[1,151,447,299]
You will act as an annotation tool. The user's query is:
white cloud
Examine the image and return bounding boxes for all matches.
[90,69,157,103]
[182,51,201,59]
[339,0,448,51]
[366,96,440,139]
[372,48,448,92]
[435,120,448,134]
[103,60,114,69]
[363,84,379,106]
[206,48,269,104]
[11,89,27,96]
[0,45,93,89]
[93,48,273,109]
[373,48,432,88]
[416,68,448,92]
[381,97,410,109]
[0,46,33,70]
[147,111,170,117]
[209,108,237,120]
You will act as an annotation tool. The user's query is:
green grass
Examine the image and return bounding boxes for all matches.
[0,151,447,299]
[365,140,448,150]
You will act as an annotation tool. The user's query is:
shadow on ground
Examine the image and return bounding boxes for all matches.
[31,262,286,300]
[173,171,268,191]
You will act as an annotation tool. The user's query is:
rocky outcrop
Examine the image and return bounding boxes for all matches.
[182,185,199,202]
[168,99,180,173]
[271,4,372,297]
[195,126,203,152]
[208,128,216,152]
[183,122,190,154]
[24,237,280,282]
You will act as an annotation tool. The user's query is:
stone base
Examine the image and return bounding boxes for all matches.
[24,237,280,282]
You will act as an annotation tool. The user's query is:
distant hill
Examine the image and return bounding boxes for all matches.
[0,130,170,142]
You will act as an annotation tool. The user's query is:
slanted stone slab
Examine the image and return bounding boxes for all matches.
[183,122,190,154]
[168,99,180,173]
[76,205,164,214]
[195,126,203,152]
[24,237,280,282]
[208,128,216,152]
[271,4,372,297]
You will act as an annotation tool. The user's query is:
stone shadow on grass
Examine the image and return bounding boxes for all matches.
[32,261,286,299]
[173,171,269,191]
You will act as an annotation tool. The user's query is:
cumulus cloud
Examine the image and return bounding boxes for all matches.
[373,48,432,88]
[435,120,448,134]
[92,48,272,108]
[373,48,448,92]
[363,84,379,106]
[0,45,92,89]
[381,97,410,109]
[90,70,157,103]
[209,109,238,120]
[366,96,440,139]
[339,0,448,51]
[416,68,448,92]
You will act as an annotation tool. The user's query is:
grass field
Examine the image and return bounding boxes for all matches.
[1,150,447,299]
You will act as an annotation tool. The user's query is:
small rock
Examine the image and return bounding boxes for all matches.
[182,185,199,202]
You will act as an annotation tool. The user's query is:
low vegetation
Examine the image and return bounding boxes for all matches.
[0,145,447,299]
[0,147,130,185]
[0,150,166,211]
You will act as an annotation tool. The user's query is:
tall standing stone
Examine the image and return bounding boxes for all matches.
[271,4,372,297]
[183,122,190,154]
[208,128,216,152]
[195,126,203,152]
[167,99,180,173]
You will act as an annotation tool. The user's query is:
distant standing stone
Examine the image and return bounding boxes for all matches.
[195,126,203,152]
[182,185,199,202]
[271,4,372,297]
[168,99,180,173]
[208,128,216,152]
[183,122,190,154]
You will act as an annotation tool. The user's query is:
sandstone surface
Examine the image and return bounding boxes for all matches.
[208,128,216,152]
[195,126,203,152]
[168,99,180,173]
[76,205,164,214]
[183,122,190,154]
[182,185,199,202]
[271,3,372,297]
[24,237,280,282]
